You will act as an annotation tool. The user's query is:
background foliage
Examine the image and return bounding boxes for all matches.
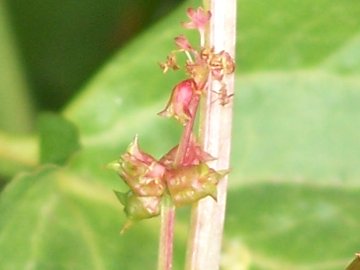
[0,0,359,269]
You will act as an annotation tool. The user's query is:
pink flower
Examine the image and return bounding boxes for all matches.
[158,79,198,125]
[182,7,211,33]
[117,136,166,197]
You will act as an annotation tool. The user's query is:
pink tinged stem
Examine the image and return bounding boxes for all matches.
[175,95,200,166]
[158,195,176,270]
[185,0,237,270]
[158,90,201,270]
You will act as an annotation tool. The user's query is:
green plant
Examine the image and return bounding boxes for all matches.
[1,0,360,269]
[108,6,235,269]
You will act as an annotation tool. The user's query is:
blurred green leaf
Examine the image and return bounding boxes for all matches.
[224,184,360,269]
[0,2,34,133]
[5,0,184,110]
[38,112,80,165]
[0,166,169,269]
[1,0,360,269]
[233,71,360,185]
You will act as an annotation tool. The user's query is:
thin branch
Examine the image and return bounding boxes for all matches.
[158,95,200,270]
[185,0,237,269]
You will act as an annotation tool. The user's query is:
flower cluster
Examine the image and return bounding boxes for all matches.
[110,7,235,225]
[112,135,225,221]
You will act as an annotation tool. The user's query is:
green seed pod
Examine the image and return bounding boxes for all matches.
[166,163,226,207]
[115,191,161,221]
[112,136,166,197]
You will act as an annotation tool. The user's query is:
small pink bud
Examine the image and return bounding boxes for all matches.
[158,79,198,125]
[182,7,211,33]
[117,136,166,197]
[174,35,193,51]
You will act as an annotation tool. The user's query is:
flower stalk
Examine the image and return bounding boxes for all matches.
[158,89,200,270]
[158,195,175,270]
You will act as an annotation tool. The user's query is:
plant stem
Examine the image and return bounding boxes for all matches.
[185,0,237,269]
[0,132,37,178]
[158,95,200,270]
[158,195,176,270]
[175,97,200,166]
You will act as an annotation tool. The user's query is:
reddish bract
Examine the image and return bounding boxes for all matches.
[160,134,214,168]
[158,79,198,125]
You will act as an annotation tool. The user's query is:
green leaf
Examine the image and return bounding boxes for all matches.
[224,184,360,269]
[232,71,360,186]
[60,0,359,268]
[0,166,187,269]
[5,0,174,110]
[0,2,34,133]
[38,112,80,165]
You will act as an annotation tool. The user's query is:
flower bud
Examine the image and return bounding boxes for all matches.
[175,35,193,51]
[158,79,198,125]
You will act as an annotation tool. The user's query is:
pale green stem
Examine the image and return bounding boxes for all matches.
[185,0,237,269]
[0,132,37,178]
[185,51,193,63]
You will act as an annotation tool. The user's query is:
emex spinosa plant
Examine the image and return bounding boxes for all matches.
[109,6,235,269]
